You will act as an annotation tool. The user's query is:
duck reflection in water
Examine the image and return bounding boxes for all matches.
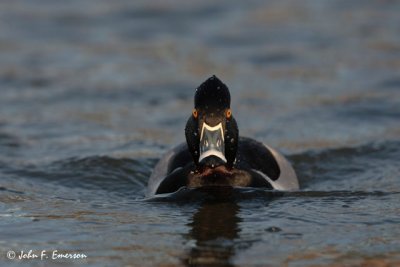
[183,188,242,266]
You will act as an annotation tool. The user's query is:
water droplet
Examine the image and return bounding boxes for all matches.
[194,132,198,136]
[231,138,235,143]
[265,226,282,233]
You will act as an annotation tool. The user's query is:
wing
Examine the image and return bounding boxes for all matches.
[147,143,195,196]
[236,137,299,190]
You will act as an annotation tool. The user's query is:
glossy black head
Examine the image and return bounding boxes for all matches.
[185,75,239,169]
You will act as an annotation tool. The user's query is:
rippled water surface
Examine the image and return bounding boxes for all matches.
[1,0,400,266]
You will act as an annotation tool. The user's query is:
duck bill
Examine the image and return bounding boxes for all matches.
[198,122,227,164]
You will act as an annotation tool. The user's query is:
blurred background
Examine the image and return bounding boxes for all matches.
[1,0,399,162]
[0,0,399,266]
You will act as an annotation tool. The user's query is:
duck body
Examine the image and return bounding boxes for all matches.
[146,76,299,197]
[147,137,298,196]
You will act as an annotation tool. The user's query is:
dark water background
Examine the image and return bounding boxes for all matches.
[1,0,400,266]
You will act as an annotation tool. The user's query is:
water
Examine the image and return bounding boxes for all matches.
[1,0,400,266]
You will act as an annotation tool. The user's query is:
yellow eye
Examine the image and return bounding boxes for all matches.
[226,109,232,119]
[192,109,198,118]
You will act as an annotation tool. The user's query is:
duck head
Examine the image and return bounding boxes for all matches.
[185,75,239,171]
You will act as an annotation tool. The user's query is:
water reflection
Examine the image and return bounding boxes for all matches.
[183,188,241,266]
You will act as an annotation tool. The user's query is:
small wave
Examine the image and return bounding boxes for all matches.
[289,140,400,190]
[0,186,25,195]
[4,156,157,198]
[0,132,21,148]
[144,186,399,203]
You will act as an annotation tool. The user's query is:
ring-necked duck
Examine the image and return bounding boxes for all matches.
[147,75,299,196]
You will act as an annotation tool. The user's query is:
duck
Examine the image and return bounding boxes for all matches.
[147,75,299,196]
